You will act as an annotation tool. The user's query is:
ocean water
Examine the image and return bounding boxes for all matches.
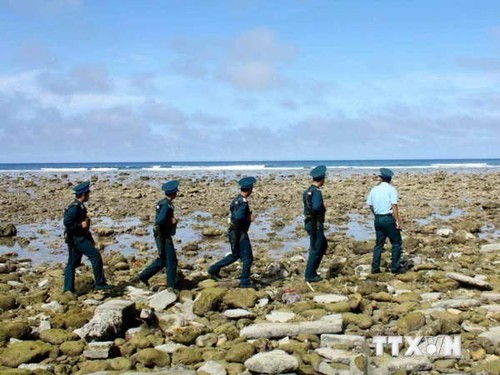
[0,158,499,173]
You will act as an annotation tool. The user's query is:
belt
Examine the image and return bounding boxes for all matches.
[375,214,393,217]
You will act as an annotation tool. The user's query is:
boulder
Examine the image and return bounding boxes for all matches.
[171,347,203,366]
[0,321,31,342]
[0,224,17,237]
[396,312,426,335]
[83,341,116,359]
[135,348,171,367]
[0,340,54,368]
[225,342,255,363]
[39,328,78,345]
[60,341,85,356]
[193,287,227,315]
[74,299,137,341]
[0,294,17,312]
[197,360,227,375]
[244,350,299,374]
[223,289,258,309]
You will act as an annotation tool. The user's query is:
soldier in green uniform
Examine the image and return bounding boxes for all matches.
[303,165,328,282]
[63,181,112,293]
[137,180,180,289]
[208,177,257,288]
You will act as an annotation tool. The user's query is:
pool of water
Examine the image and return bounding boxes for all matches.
[415,208,466,225]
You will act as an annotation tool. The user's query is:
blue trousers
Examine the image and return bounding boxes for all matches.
[372,215,402,273]
[139,236,178,289]
[305,221,327,279]
[209,229,253,286]
[64,236,106,292]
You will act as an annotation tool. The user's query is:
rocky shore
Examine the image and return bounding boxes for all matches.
[0,170,499,374]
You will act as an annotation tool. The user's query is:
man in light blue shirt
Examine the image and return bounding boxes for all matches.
[367,168,404,274]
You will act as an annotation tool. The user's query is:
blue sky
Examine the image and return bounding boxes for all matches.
[0,0,499,162]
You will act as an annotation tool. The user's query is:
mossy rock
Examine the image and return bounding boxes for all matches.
[193,287,227,315]
[397,311,426,335]
[290,301,317,314]
[0,340,54,367]
[300,308,328,319]
[222,289,257,309]
[52,308,93,329]
[170,326,207,345]
[357,281,385,295]
[60,340,85,356]
[77,360,110,375]
[473,359,500,375]
[0,294,17,312]
[323,302,351,313]
[39,328,78,345]
[225,362,245,375]
[0,321,31,343]
[213,322,239,341]
[135,348,170,368]
[225,342,255,363]
[0,369,31,375]
[342,312,373,329]
[17,291,48,307]
[431,279,459,292]
[109,357,133,371]
[393,292,422,303]
[129,334,152,349]
[171,347,203,366]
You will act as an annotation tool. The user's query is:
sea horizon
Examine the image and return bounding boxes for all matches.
[0,157,499,173]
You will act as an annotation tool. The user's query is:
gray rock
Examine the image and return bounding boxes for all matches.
[313,294,348,304]
[244,350,299,374]
[240,318,342,339]
[265,311,296,323]
[197,360,227,375]
[461,320,487,333]
[320,334,366,348]
[83,341,115,359]
[74,299,136,341]
[436,228,453,237]
[373,356,432,375]
[478,326,500,351]
[155,342,186,354]
[318,362,351,375]
[315,348,355,364]
[149,290,177,311]
[480,243,500,253]
[431,298,480,309]
[446,272,492,290]
[480,292,500,302]
[223,308,255,319]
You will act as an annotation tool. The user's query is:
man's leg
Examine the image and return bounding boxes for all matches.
[64,246,82,292]
[209,230,240,276]
[76,238,106,286]
[239,233,253,287]
[372,218,387,273]
[305,224,320,280]
[164,238,178,288]
[140,236,166,283]
[312,226,327,273]
[386,219,403,273]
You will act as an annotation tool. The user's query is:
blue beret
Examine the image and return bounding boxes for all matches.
[310,165,327,179]
[379,168,394,178]
[73,181,90,194]
[238,176,257,189]
[162,180,180,195]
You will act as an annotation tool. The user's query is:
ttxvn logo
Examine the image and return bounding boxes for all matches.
[373,336,462,357]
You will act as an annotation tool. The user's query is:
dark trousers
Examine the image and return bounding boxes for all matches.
[305,221,327,279]
[139,236,178,288]
[64,236,106,292]
[209,229,253,286]
[372,215,402,273]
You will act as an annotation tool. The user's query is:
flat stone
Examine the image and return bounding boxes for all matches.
[431,298,480,309]
[313,294,348,304]
[373,356,432,375]
[315,348,356,364]
[446,272,492,290]
[420,292,442,302]
[83,341,115,359]
[480,304,500,313]
[155,342,186,354]
[240,318,342,339]
[223,308,255,319]
[320,334,366,348]
[480,243,500,253]
[481,292,500,302]
[265,311,296,323]
[149,290,177,311]
[244,350,299,374]
[461,320,487,333]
